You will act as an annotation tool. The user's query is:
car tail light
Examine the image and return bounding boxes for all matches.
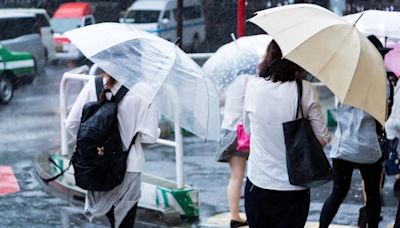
[54,37,71,45]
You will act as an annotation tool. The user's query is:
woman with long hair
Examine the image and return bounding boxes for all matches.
[243,40,330,228]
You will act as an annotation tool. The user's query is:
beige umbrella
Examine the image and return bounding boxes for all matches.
[248,4,387,125]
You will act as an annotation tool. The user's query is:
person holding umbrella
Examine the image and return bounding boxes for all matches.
[319,35,392,228]
[62,22,221,228]
[65,70,160,227]
[243,40,330,227]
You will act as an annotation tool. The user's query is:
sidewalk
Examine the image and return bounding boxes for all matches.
[35,141,399,228]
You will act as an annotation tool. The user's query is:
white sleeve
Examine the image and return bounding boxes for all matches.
[302,81,331,143]
[64,78,95,138]
[242,81,254,135]
[138,103,160,144]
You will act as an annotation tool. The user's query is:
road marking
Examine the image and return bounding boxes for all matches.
[0,166,20,196]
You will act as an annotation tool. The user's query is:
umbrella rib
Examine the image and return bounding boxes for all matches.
[204,76,212,141]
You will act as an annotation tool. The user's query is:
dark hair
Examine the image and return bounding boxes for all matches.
[258,40,302,83]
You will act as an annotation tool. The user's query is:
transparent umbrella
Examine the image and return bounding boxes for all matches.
[65,22,220,141]
[202,34,272,94]
[343,10,400,40]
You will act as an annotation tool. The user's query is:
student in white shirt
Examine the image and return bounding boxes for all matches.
[243,40,330,228]
[65,72,159,228]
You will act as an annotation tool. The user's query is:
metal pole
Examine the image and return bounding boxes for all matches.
[59,67,90,156]
[59,75,69,156]
[237,0,246,37]
[175,123,184,189]
[177,0,184,49]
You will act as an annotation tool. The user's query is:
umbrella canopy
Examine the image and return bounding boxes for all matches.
[385,43,400,78]
[248,4,387,125]
[343,10,400,40]
[65,22,220,141]
[202,35,272,94]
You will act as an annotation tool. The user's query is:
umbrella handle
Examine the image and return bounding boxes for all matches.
[174,37,181,45]
[231,33,238,47]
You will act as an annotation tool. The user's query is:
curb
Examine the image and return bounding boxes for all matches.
[34,148,192,227]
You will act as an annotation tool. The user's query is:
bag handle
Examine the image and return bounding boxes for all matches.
[39,158,71,183]
[295,79,304,119]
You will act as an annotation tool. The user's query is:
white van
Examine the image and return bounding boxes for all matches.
[0,8,57,63]
[120,0,206,51]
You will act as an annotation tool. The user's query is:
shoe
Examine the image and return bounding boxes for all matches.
[230,219,248,228]
[358,206,367,228]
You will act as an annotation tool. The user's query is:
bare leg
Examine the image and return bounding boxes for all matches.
[228,155,247,221]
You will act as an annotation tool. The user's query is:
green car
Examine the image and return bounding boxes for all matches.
[0,44,36,103]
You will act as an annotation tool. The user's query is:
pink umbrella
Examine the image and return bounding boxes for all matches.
[385,43,400,77]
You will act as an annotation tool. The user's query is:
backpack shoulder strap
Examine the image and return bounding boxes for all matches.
[95,77,104,101]
[113,85,129,104]
[295,79,303,119]
[127,133,139,152]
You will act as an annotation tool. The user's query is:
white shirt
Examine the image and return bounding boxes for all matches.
[243,77,330,191]
[221,74,251,131]
[65,77,160,173]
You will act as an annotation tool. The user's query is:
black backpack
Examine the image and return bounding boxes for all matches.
[41,77,137,190]
[70,77,137,191]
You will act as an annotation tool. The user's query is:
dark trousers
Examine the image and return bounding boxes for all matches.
[395,201,400,228]
[244,178,310,228]
[319,158,382,228]
[106,203,138,228]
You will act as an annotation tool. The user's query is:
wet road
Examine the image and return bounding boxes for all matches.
[0,63,398,227]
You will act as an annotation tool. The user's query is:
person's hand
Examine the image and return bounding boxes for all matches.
[319,139,327,147]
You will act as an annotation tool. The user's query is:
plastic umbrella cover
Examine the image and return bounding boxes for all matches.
[65,23,220,141]
[202,35,272,94]
[343,10,400,40]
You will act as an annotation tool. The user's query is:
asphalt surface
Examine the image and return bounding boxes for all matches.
[0,63,398,227]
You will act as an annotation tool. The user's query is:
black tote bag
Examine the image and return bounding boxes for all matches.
[282,80,333,188]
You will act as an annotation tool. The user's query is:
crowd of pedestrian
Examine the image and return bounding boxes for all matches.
[215,35,400,228]
[60,5,400,228]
